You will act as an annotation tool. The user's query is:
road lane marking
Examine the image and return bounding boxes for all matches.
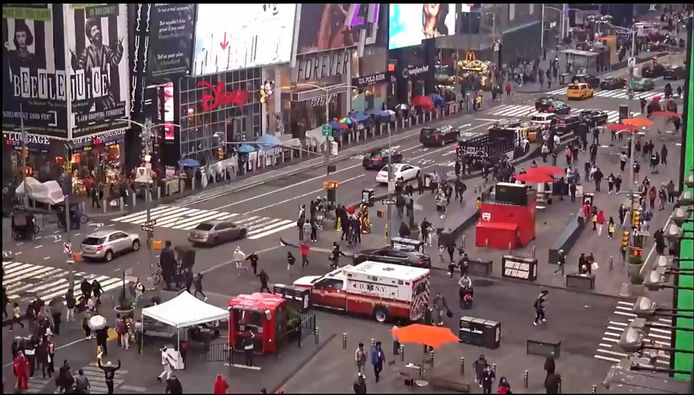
[200,244,282,274]
[43,256,51,260]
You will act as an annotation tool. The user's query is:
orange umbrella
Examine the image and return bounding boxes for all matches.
[392,324,460,349]
[622,118,654,128]
[514,171,553,183]
[606,122,638,132]
[532,166,564,176]
[649,111,680,120]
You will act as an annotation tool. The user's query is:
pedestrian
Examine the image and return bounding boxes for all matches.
[608,217,616,239]
[95,326,109,357]
[233,246,248,276]
[660,144,668,165]
[310,218,318,243]
[46,336,55,378]
[421,218,432,247]
[553,249,565,276]
[82,312,92,339]
[258,269,271,293]
[355,343,367,374]
[659,187,667,211]
[193,273,207,301]
[158,346,174,382]
[593,167,603,192]
[246,252,259,276]
[596,210,605,236]
[482,364,496,394]
[300,242,310,267]
[48,298,62,336]
[533,291,548,326]
[74,369,91,394]
[371,341,385,382]
[615,174,623,193]
[286,251,296,272]
[184,268,194,293]
[353,373,367,394]
[565,147,572,166]
[541,143,550,162]
[544,353,556,377]
[65,288,76,323]
[505,81,511,96]
[297,205,306,241]
[117,315,130,350]
[392,322,401,355]
[9,302,24,332]
[97,359,121,394]
[242,330,255,366]
[91,278,103,306]
[165,374,183,394]
[13,351,30,392]
[591,208,598,231]
[619,152,628,172]
[80,279,93,302]
[214,374,229,394]
[648,186,657,211]
[57,360,74,394]
[666,180,676,204]
[498,377,512,394]
[35,337,49,379]
[473,354,488,387]
[545,372,561,394]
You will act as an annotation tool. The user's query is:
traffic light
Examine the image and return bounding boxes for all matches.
[632,208,640,229]
[621,230,630,249]
[217,147,224,160]
[22,146,29,158]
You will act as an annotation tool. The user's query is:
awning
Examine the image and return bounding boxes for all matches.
[142,291,228,329]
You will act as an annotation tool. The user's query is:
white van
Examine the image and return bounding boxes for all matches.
[530,112,557,129]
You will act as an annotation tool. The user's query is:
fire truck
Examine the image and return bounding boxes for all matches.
[289,261,430,323]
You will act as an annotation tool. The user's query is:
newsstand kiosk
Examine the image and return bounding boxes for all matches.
[228,293,288,355]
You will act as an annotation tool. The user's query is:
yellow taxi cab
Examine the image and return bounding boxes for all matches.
[566,82,593,100]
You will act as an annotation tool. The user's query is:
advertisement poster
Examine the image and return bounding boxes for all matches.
[296,4,362,55]
[148,4,195,80]
[2,4,68,138]
[65,4,130,137]
[191,4,296,76]
[389,4,456,50]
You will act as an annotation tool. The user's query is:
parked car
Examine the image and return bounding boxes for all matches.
[362,148,403,170]
[529,113,558,130]
[188,220,247,246]
[641,63,665,78]
[535,97,571,115]
[376,163,421,184]
[566,82,594,100]
[80,230,140,262]
[600,77,627,90]
[353,247,431,268]
[629,77,655,92]
[419,125,460,147]
[663,65,686,80]
[571,74,600,89]
[554,115,586,135]
[578,109,609,126]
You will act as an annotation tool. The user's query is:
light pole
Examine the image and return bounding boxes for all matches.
[117,118,181,290]
[484,12,496,45]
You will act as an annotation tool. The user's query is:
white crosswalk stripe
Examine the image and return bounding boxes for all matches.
[489,105,642,124]
[593,301,672,367]
[110,205,295,240]
[2,261,122,304]
[76,362,147,394]
[545,88,663,101]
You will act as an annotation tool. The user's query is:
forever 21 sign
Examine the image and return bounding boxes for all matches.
[352,72,387,89]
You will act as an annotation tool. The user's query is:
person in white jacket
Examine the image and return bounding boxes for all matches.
[233,246,248,277]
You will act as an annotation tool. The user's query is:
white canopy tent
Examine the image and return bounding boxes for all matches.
[140,291,229,367]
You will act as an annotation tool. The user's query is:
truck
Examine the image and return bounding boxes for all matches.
[285,261,430,323]
[458,121,534,169]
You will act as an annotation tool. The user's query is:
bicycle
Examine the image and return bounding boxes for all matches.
[152,269,163,286]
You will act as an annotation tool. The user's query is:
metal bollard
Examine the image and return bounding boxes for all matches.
[342,333,347,350]
[429,350,435,366]
[524,370,529,388]
[119,197,124,211]
[103,199,107,214]
[592,384,597,393]
[485,239,489,248]
[532,245,536,258]
[558,380,562,394]
[132,193,136,208]
[609,256,613,271]
[314,327,319,345]
[400,345,405,362]
[492,363,496,374]
[461,235,466,249]
[508,242,512,254]
[460,357,465,376]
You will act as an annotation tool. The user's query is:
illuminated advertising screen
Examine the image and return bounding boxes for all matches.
[296,4,382,55]
[388,4,456,50]
[191,4,297,76]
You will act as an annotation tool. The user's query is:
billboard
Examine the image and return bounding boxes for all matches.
[147,4,195,80]
[2,4,69,138]
[191,4,296,76]
[296,4,383,55]
[65,4,130,137]
[389,4,456,50]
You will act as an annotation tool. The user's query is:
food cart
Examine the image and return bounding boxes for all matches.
[228,293,288,355]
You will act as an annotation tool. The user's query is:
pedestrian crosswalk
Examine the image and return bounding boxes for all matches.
[594,301,672,368]
[545,87,663,101]
[488,105,641,123]
[110,204,296,240]
[2,261,122,304]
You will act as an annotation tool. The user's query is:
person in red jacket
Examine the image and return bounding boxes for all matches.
[505,82,512,96]
[13,351,30,392]
[596,210,606,236]
[213,374,229,394]
[300,243,310,268]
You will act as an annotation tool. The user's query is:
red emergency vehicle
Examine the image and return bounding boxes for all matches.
[228,293,287,355]
[292,261,430,323]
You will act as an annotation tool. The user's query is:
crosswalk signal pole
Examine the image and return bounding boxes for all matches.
[143,119,157,291]
[64,143,74,289]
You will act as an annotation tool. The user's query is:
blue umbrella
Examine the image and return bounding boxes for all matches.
[237,144,256,154]
[254,134,282,150]
[428,93,445,107]
[365,108,381,116]
[350,111,370,122]
[178,158,199,168]
[328,120,344,129]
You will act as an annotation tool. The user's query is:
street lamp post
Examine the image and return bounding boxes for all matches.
[484,12,496,44]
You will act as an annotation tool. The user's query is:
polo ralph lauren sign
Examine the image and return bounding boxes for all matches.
[352,72,387,88]
[293,49,353,82]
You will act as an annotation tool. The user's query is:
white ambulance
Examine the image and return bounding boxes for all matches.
[292,261,430,323]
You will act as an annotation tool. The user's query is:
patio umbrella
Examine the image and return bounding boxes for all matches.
[392,324,460,349]
[533,166,564,176]
[606,123,638,133]
[411,95,434,110]
[350,111,370,123]
[178,158,199,168]
[88,314,107,330]
[649,111,680,120]
[365,108,381,116]
[237,143,256,154]
[427,93,445,107]
[622,118,654,128]
[254,134,282,150]
[514,172,553,183]
[394,103,408,111]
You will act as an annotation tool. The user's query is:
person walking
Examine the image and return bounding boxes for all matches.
[65,288,76,322]
[233,246,248,277]
[91,279,103,306]
[9,302,24,331]
[619,152,628,172]
[82,312,92,339]
[421,218,432,247]
[97,359,121,394]
[505,81,511,96]
[659,186,667,211]
[95,326,109,357]
[13,351,30,393]
[593,167,603,192]
[48,298,62,335]
[193,273,207,301]
[214,374,229,394]
[184,267,194,294]
[354,343,367,374]
[615,174,623,193]
[660,144,668,165]
[596,210,606,236]
[371,341,385,383]
[353,373,367,394]
[473,354,488,387]
[481,364,496,394]
[286,251,296,272]
[648,186,657,211]
[35,337,49,379]
[666,180,676,204]
[607,173,615,194]
[166,374,183,394]
[553,249,566,276]
[300,242,310,268]
[74,369,91,394]
[258,269,271,293]
[498,377,512,394]
[246,252,259,276]
[544,353,556,378]
[57,360,74,394]
[533,291,548,326]
[607,217,616,239]
[158,347,174,382]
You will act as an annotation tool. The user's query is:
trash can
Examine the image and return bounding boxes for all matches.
[362,189,375,207]
[559,73,570,85]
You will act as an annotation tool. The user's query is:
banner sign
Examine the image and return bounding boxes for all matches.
[389,4,456,50]
[191,4,296,76]
[352,72,387,88]
[2,4,69,138]
[296,4,381,55]
[66,4,130,137]
[292,48,353,82]
[147,4,195,80]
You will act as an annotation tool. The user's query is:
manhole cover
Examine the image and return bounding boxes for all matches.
[473,279,495,287]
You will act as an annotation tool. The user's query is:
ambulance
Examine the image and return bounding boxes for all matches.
[290,261,430,323]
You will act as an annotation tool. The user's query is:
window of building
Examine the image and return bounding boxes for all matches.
[509,4,515,22]
[529,4,534,15]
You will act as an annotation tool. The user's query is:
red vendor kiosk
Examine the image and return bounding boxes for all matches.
[228,293,288,355]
